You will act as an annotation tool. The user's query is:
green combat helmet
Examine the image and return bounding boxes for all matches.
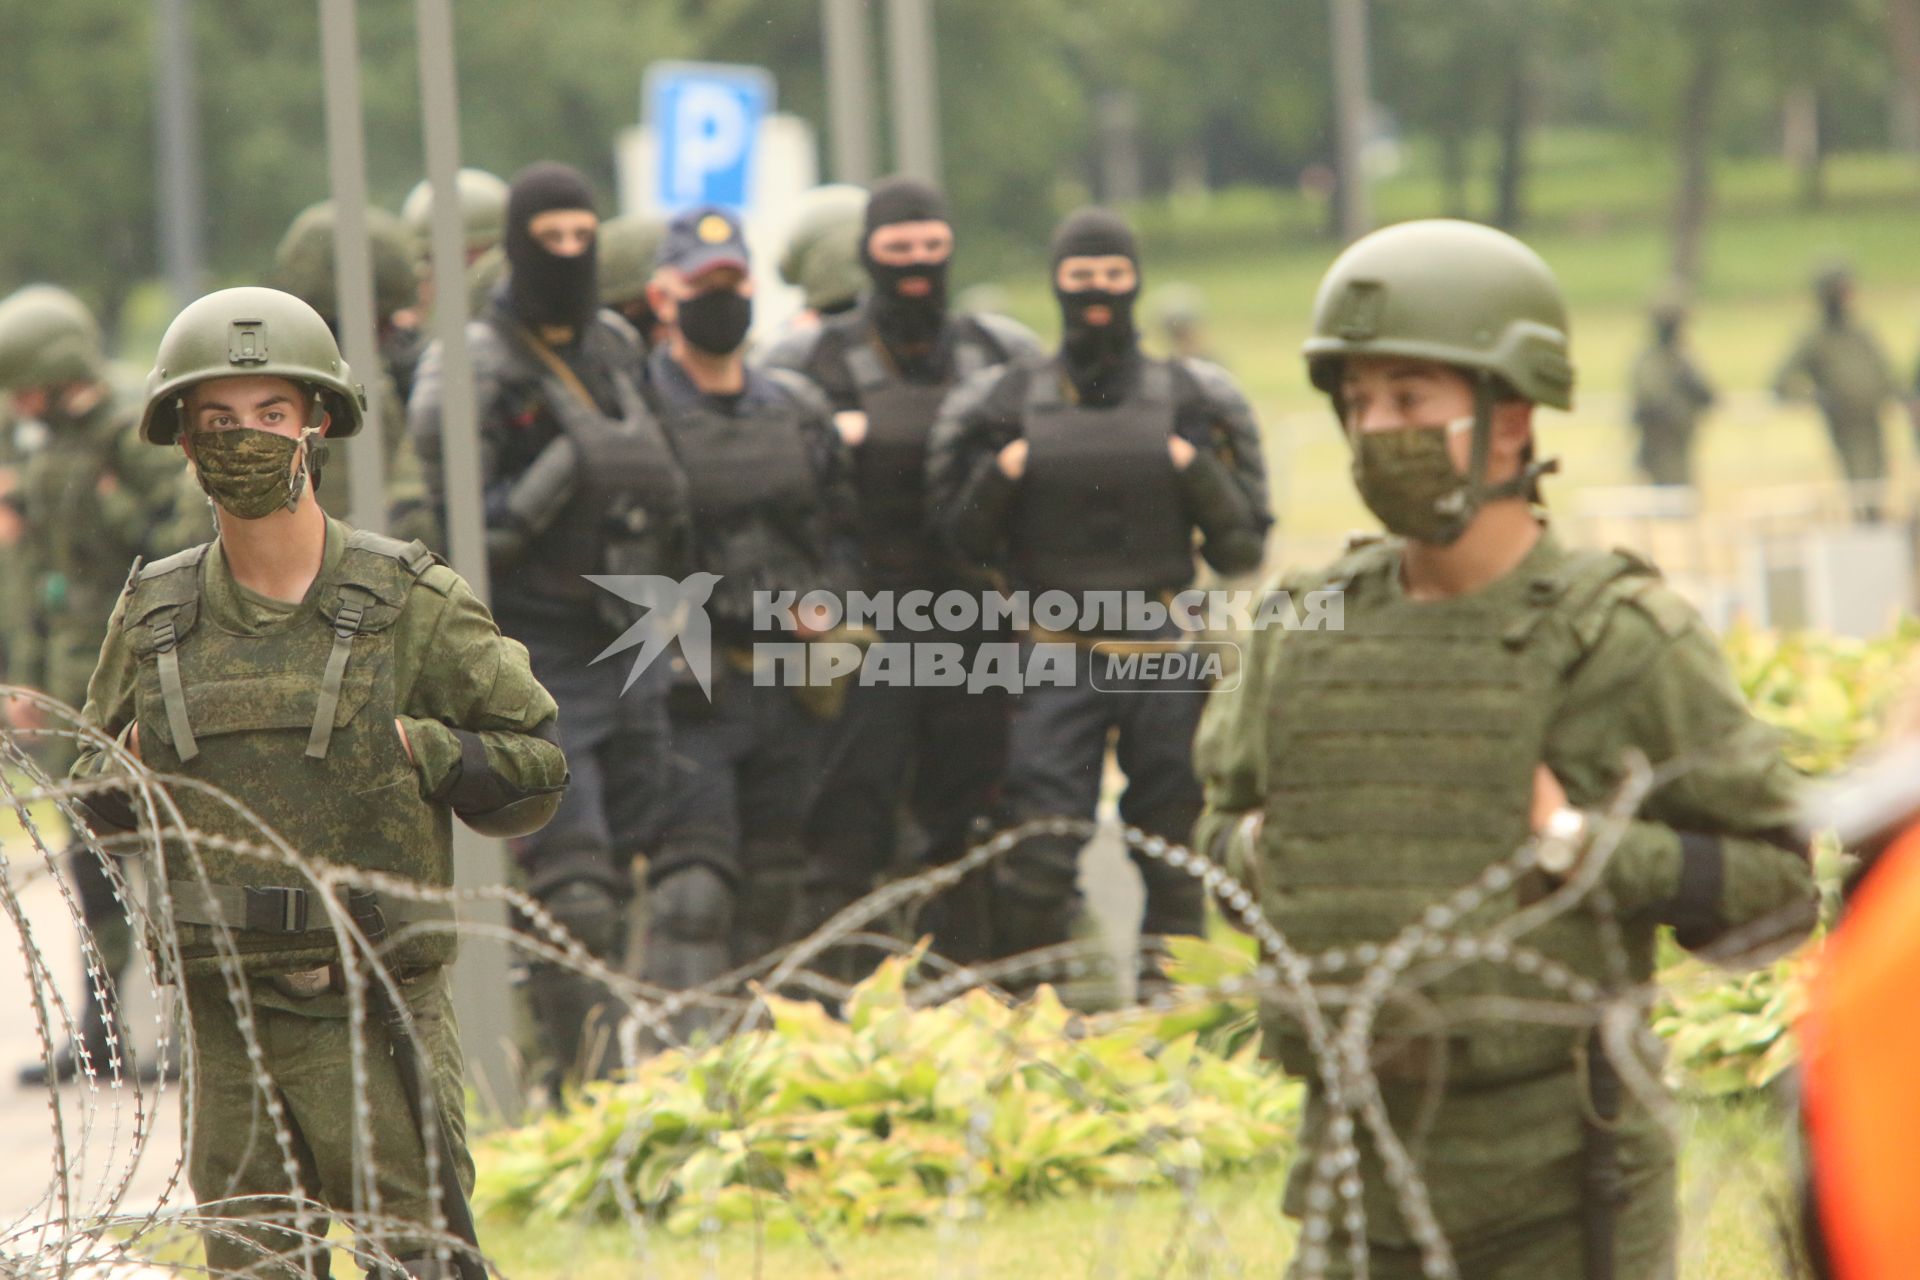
[0,285,106,392]
[271,201,420,323]
[140,287,366,445]
[402,167,510,257]
[598,213,667,307]
[780,184,868,312]
[1304,218,1573,534]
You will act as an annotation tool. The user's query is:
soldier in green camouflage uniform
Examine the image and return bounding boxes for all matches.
[273,200,443,551]
[1629,297,1715,487]
[72,287,568,1278]
[1773,263,1898,516]
[1193,220,1816,1279]
[0,284,182,1085]
[398,167,511,384]
[596,212,668,356]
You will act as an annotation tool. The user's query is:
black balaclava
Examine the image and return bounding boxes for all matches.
[1050,207,1140,404]
[505,162,599,334]
[862,176,953,353]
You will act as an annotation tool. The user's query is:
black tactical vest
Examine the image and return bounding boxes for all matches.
[843,333,990,589]
[1256,536,1658,1087]
[124,528,454,976]
[1010,360,1194,597]
[656,369,823,633]
[517,357,690,615]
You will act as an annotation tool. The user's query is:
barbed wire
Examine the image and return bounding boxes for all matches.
[0,688,1813,1279]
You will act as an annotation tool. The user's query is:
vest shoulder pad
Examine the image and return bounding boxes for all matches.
[965,312,1045,365]
[1536,546,1673,653]
[595,308,644,358]
[1175,356,1251,411]
[759,365,834,420]
[334,529,443,629]
[755,324,825,375]
[127,543,210,614]
[124,542,209,652]
[1289,536,1398,596]
[413,562,463,598]
[343,527,442,577]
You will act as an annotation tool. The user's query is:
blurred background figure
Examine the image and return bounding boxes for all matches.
[596,212,669,355]
[1773,262,1899,520]
[1629,292,1716,486]
[1148,281,1216,364]
[399,165,511,366]
[0,284,179,1084]
[761,183,869,363]
[271,200,442,550]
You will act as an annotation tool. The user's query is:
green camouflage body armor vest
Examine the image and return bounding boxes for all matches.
[1258,535,1656,1087]
[124,528,454,976]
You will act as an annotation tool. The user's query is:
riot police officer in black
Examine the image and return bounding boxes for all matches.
[764,178,1041,966]
[409,162,689,1088]
[926,207,1271,978]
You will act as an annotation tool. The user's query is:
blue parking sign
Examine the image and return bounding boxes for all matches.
[644,62,776,212]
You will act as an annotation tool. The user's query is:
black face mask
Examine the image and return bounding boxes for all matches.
[507,240,598,333]
[867,260,949,347]
[676,287,752,356]
[1058,286,1139,377]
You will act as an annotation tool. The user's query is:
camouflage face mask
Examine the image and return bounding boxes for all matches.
[1348,416,1477,546]
[190,424,322,520]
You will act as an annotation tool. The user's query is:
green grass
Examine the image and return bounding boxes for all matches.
[448,1100,1786,1279]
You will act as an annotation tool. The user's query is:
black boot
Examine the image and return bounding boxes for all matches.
[17,982,118,1087]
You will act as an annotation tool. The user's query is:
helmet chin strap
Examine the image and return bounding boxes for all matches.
[283,393,328,514]
[1436,372,1557,521]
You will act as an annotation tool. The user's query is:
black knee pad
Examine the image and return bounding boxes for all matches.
[534,878,626,961]
[651,865,734,944]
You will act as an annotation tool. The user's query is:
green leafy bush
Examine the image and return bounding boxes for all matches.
[474,954,1301,1237]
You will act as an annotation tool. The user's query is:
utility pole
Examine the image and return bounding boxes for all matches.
[1330,0,1374,241]
[414,0,522,1123]
[822,0,877,183]
[317,0,388,535]
[884,0,942,185]
[153,0,207,311]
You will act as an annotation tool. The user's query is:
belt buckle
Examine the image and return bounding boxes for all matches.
[272,965,334,999]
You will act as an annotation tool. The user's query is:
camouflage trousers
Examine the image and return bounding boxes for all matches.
[1283,1069,1677,1280]
[183,967,474,1277]
[1296,1165,1676,1280]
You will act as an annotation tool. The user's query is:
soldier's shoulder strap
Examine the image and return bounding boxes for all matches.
[759,364,835,421]
[1173,355,1247,407]
[305,529,450,760]
[124,542,211,622]
[122,542,213,760]
[1506,544,1684,659]
[1290,534,1399,597]
[338,528,448,611]
[964,311,1044,365]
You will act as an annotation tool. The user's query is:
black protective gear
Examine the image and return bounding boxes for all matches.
[639,864,735,1044]
[525,876,627,1086]
[503,162,598,332]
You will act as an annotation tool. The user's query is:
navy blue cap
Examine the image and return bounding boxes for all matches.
[656,205,750,278]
